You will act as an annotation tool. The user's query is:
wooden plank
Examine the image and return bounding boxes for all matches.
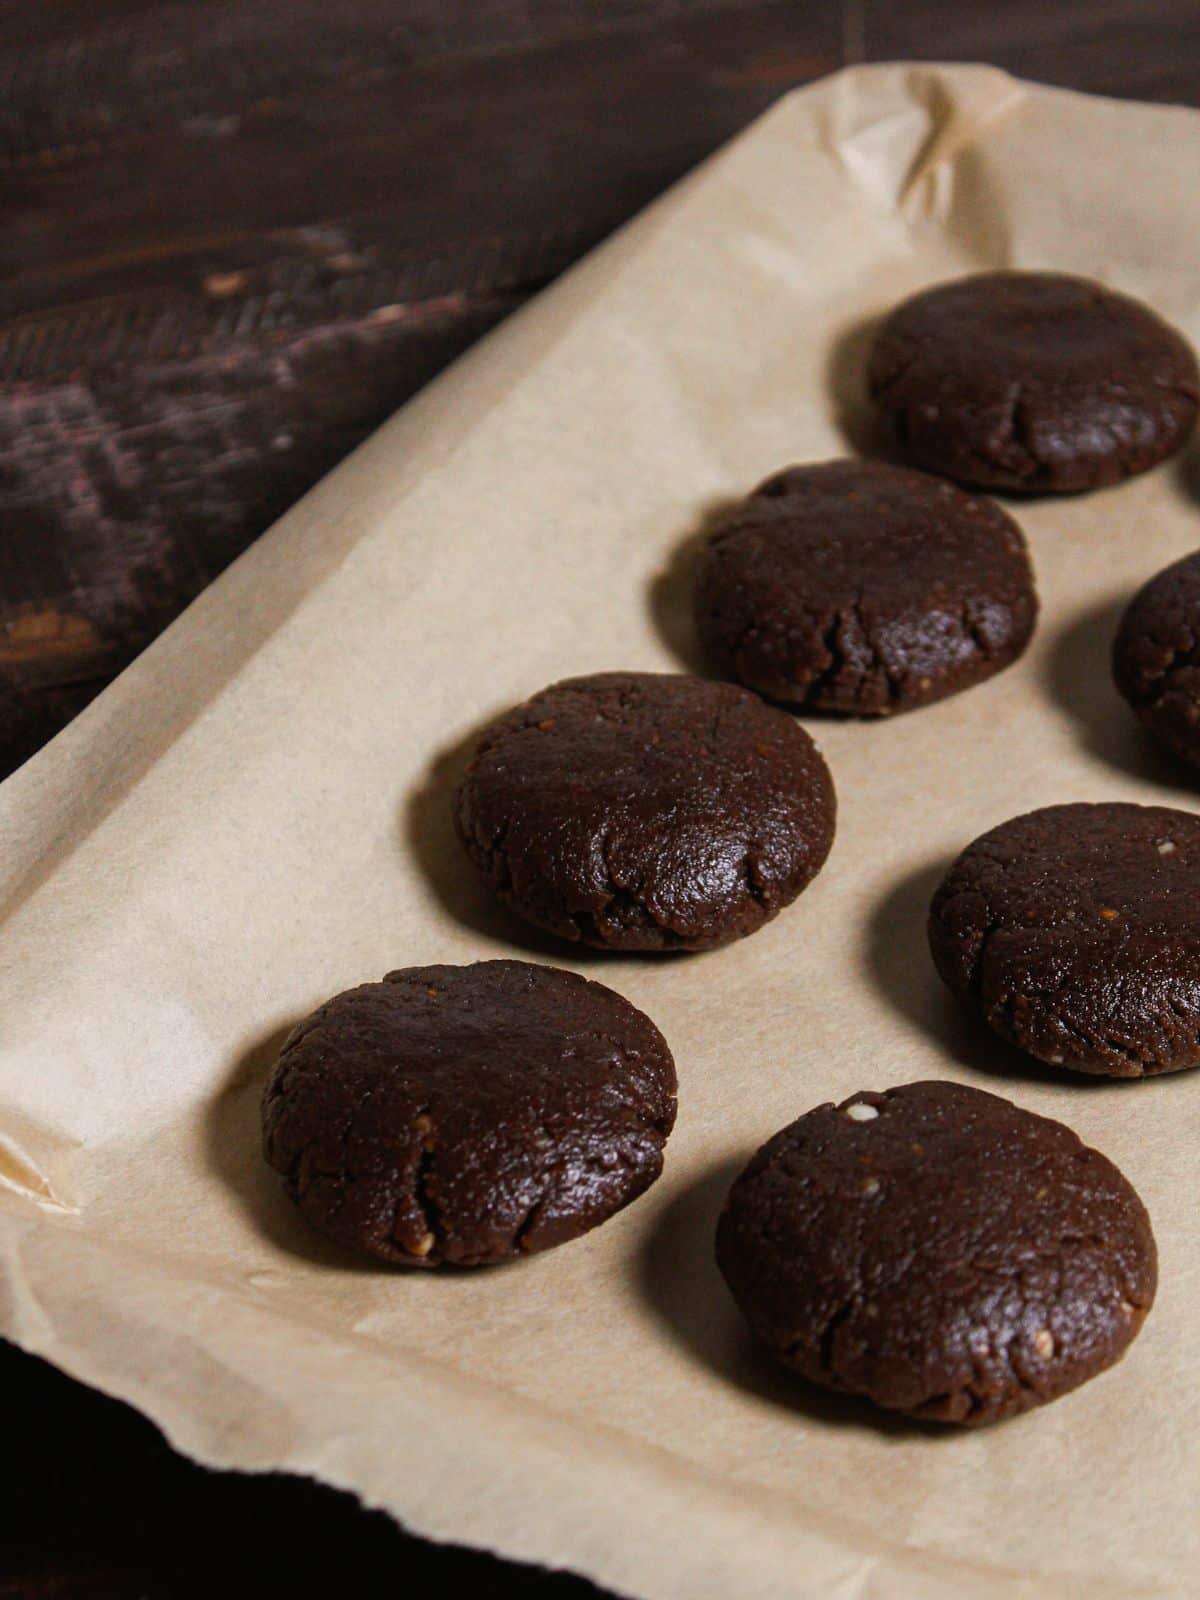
[864,0,1200,104]
[0,1,842,776]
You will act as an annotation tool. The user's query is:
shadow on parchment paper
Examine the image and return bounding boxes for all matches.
[646,497,739,675]
[1043,593,1199,797]
[635,1157,947,1439]
[403,721,627,965]
[1178,441,1200,509]
[648,309,902,674]
[825,312,900,462]
[867,858,1151,1094]
[206,1022,563,1280]
[205,1018,385,1273]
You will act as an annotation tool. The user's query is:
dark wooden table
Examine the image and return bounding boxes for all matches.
[3,2,1199,1593]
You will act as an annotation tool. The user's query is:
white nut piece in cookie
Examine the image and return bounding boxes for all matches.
[844,1101,879,1122]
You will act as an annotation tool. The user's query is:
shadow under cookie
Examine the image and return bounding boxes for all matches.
[403,719,616,964]
[1178,441,1200,509]
[863,858,1141,1093]
[824,310,897,461]
[1043,595,1198,795]
[204,1017,387,1273]
[646,497,740,676]
[633,1155,950,1439]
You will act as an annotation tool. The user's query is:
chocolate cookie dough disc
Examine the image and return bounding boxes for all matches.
[455,672,836,951]
[1113,550,1200,768]
[869,272,1199,492]
[930,801,1200,1076]
[262,960,677,1266]
[716,1081,1156,1425]
[694,460,1037,714]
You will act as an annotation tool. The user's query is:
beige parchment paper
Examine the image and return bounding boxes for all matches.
[2,63,1199,1599]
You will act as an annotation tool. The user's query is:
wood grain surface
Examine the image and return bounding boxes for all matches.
[2,2,1199,1594]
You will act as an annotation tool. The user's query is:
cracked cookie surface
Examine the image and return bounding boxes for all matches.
[1113,551,1200,767]
[930,802,1200,1076]
[869,272,1199,492]
[694,459,1037,714]
[261,959,676,1266]
[455,672,835,951]
[716,1080,1155,1424]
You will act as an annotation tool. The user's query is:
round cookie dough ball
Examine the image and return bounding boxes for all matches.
[869,272,1199,492]
[693,459,1037,714]
[930,801,1200,1076]
[262,960,677,1266]
[1113,550,1200,768]
[455,672,836,952]
[716,1080,1156,1425]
